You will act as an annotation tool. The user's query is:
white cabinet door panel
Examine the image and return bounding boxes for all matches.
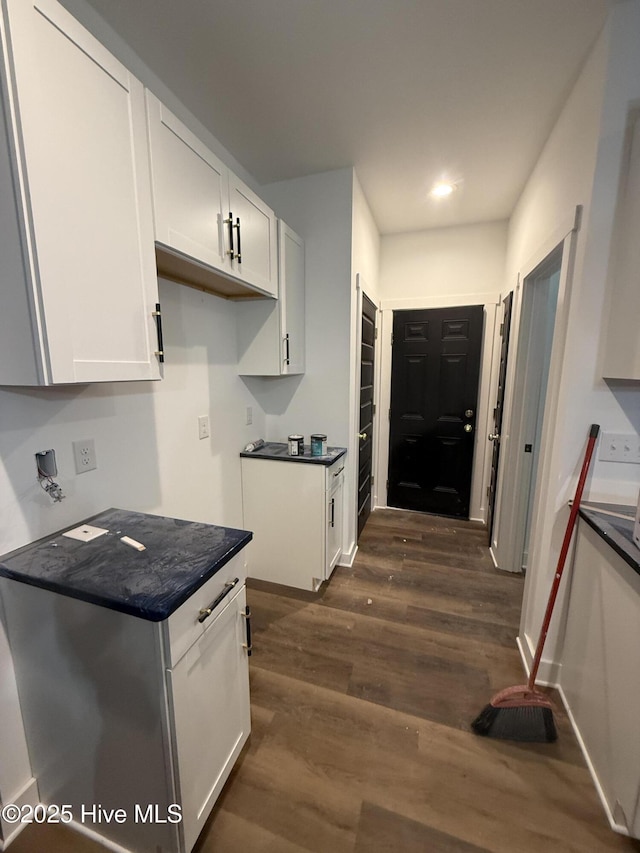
[5,0,160,383]
[146,92,229,275]
[168,586,251,853]
[229,173,277,297]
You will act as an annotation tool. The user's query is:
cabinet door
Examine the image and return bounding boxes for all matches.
[228,173,278,297]
[146,92,230,276]
[326,465,345,577]
[279,221,305,375]
[168,586,251,853]
[4,0,160,383]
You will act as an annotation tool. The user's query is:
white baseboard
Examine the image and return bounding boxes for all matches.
[517,635,631,838]
[556,684,631,837]
[68,820,134,852]
[338,542,358,568]
[0,776,39,847]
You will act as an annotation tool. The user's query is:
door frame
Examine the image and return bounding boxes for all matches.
[490,208,581,578]
[376,292,501,522]
[353,275,381,542]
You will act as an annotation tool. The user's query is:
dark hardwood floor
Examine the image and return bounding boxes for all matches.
[9,509,640,852]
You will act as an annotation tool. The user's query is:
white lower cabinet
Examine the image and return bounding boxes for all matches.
[168,585,251,853]
[0,553,251,853]
[560,522,640,839]
[241,454,346,591]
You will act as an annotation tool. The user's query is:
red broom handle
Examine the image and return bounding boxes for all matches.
[527,423,600,690]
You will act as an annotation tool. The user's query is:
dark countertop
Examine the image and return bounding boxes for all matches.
[241,441,347,465]
[0,508,252,622]
[579,502,639,575]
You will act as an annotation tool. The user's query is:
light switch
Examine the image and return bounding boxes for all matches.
[198,415,210,440]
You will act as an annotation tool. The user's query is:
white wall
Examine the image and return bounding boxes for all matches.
[497,1,640,676]
[379,221,507,301]
[0,282,265,835]
[375,221,508,521]
[257,168,358,555]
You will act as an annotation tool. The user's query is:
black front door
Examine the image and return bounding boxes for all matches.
[487,292,513,542]
[358,294,376,538]
[387,305,483,518]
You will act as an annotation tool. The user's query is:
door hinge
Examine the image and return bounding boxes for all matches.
[374,326,378,340]
[386,479,389,490]
[486,485,491,497]
[371,475,375,486]
[499,322,504,337]
[372,403,376,415]
[388,409,391,421]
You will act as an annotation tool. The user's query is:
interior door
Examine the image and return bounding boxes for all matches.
[387,305,483,518]
[487,292,513,542]
[358,294,377,538]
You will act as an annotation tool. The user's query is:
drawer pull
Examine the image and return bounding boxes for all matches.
[242,605,252,656]
[333,466,344,477]
[198,577,240,623]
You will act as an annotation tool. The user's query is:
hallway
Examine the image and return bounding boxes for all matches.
[10,510,640,852]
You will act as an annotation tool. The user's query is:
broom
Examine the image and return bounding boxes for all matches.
[471,423,600,742]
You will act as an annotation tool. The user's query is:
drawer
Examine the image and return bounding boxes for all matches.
[165,551,247,667]
[326,455,346,493]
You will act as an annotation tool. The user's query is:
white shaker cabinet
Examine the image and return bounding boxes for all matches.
[146,93,278,299]
[0,0,161,385]
[237,221,305,375]
[1,547,251,853]
[241,450,346,591]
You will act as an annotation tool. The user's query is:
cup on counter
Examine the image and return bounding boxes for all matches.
[288,435,304,456]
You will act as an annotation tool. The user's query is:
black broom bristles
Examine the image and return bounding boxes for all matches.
[471,703,557,743]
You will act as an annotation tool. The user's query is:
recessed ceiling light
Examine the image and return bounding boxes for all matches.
[430,181,456,198]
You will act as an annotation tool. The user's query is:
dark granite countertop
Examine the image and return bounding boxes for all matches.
[240,441,347,465]
[579,502,639,575]
[0,508,252,622]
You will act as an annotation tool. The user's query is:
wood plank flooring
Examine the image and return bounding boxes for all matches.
[9,509,640,852]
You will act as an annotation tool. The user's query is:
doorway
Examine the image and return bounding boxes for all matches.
[387,305,483,518]
[357,294,376,538]
[492,244,562,572]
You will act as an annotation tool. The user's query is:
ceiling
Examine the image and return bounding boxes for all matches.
[68,0,617,234]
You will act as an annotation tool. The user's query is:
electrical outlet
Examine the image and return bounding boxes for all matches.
[72,439,97,474]
[198,415,210,440]
[246,406,253,426]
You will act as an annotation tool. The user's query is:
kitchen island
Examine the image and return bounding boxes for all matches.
[559,502,640,839]
[0,509,253,853]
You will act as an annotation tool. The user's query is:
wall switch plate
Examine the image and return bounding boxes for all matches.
[246,406,253,426]
[198,415,210,440]
[72,439,97,473]
[598,432,640,463]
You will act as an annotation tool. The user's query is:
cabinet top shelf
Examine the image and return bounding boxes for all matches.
[0,508,252,621]
[240,442,346,466]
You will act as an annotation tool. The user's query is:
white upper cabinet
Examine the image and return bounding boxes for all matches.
[146,93,278,300]
[603,113,640,381]
[237,221,305,375]
[0,0,161,385]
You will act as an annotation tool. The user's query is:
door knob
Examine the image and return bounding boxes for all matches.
[464,424,473,433]
[465,409,474,418]
[359,432,367,441]
[488,433,500,441]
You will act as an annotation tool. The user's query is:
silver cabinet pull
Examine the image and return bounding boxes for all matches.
[198,577,239,623]
[464,424,473,433]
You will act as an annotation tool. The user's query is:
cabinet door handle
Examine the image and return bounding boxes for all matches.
[284,334,290,365]
[225,211,235,260]
[235,216,242,263]
[330,497,335,528]
[152,303,164,363]
[197,577,239,623]
[242,605,252,656]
